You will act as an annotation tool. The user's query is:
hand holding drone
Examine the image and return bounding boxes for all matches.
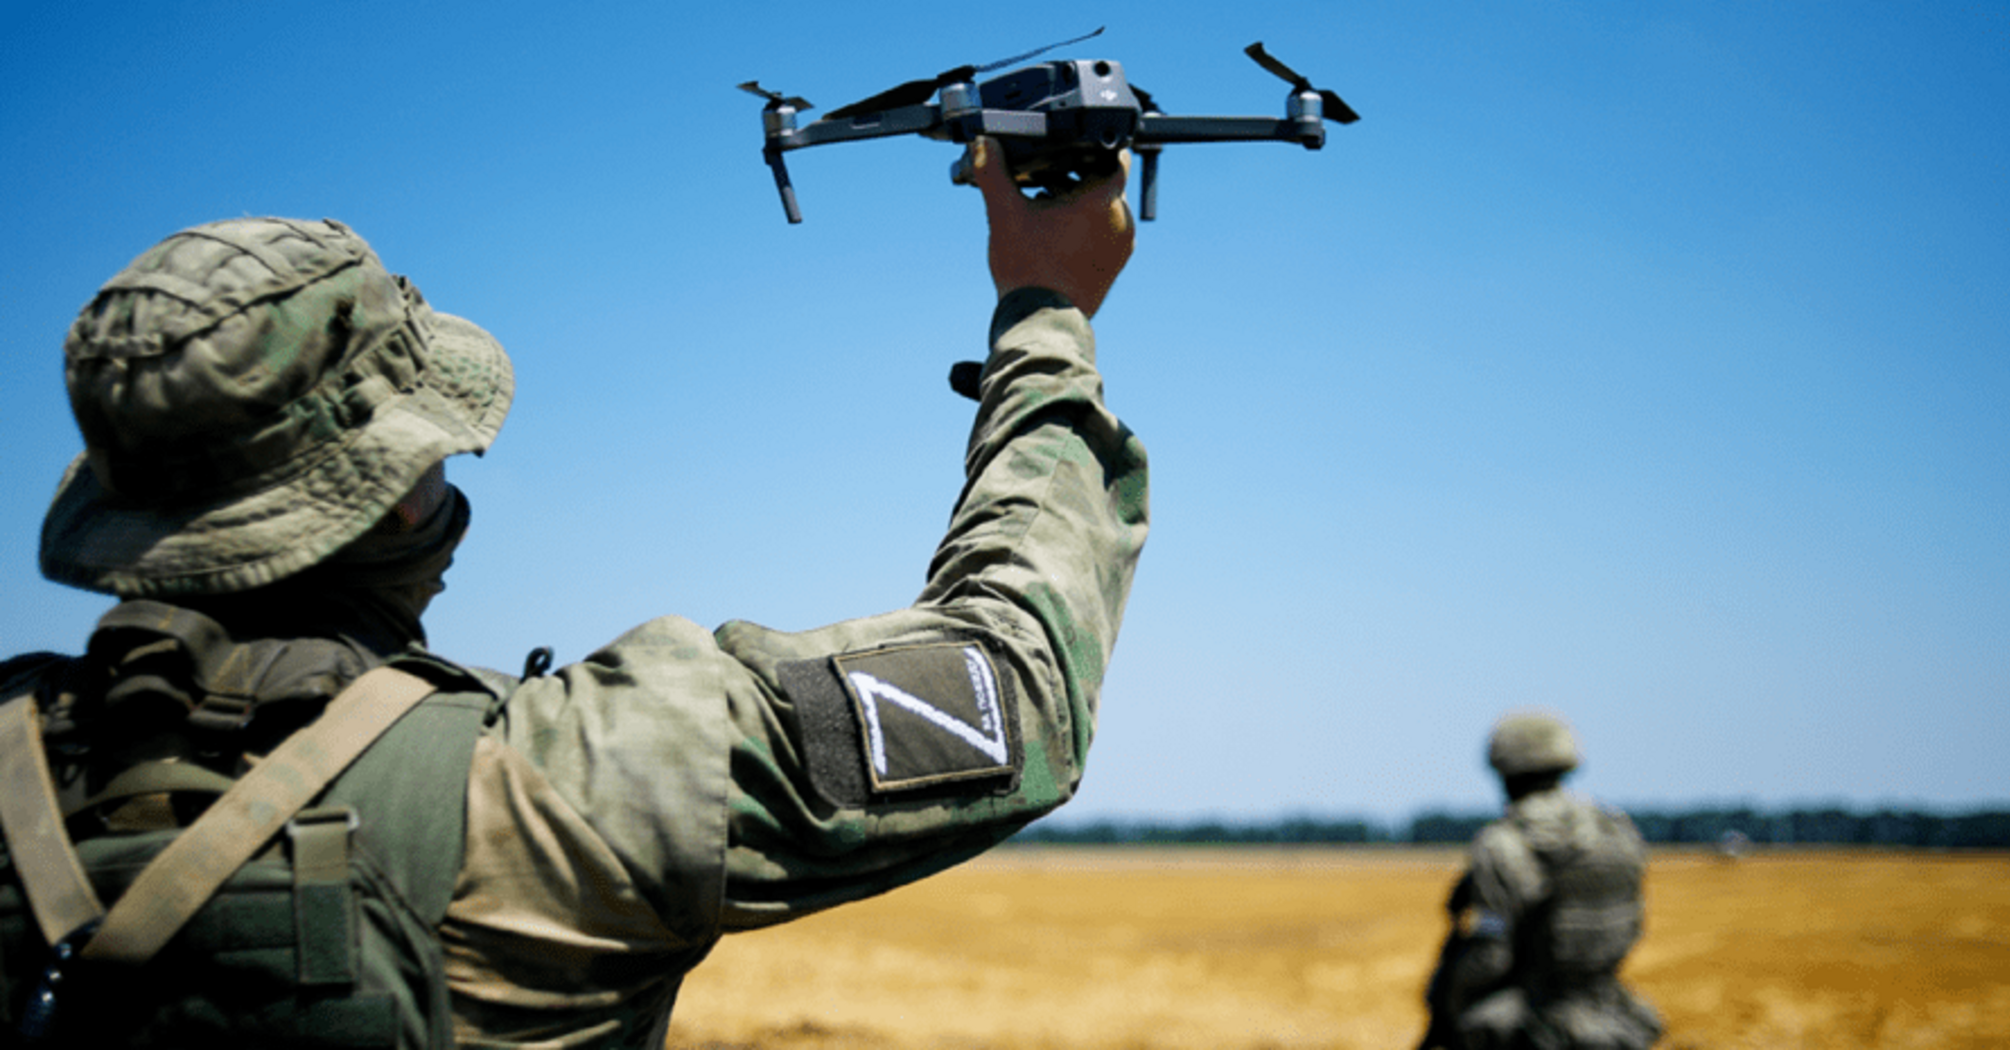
[740,29,1359,223]
[969,135,1134,319]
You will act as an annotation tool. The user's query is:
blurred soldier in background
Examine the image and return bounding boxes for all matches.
[1419,710,1662,1050]
[0,137,1145,1045]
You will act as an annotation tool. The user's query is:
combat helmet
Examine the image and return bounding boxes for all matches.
[40,217,513,597]
[1486,709,1580,777]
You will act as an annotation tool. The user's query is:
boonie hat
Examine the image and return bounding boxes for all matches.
[40,217,513,597]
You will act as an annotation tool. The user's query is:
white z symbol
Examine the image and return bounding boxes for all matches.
[847,668,1009,775]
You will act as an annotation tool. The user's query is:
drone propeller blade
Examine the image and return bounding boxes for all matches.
[738,81,813,111]
[825,27,1107,121]
[1244,43,1359,125]
[1321,90,1361,125]
[973,25,1106,75]
[1244,42,1309,90]
[826,67,974,120]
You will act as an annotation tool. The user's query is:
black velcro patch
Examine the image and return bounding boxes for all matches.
[780,641,1017,807]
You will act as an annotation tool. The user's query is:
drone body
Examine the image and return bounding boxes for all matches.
[949,60,1145,192]
[741,35,1359,223]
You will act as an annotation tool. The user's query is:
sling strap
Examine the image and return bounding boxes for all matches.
[0,665,437,966]
[0,694,103,949]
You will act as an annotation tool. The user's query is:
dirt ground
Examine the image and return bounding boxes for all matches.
[665,847,2009,1050]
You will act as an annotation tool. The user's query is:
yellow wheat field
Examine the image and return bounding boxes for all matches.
[665,847,2009,1050]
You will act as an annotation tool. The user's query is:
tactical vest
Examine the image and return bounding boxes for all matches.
[0,606,497,1048]
[1511,802,1646,986]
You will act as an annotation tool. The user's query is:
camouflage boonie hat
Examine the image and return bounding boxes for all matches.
[1487,709,1580,777]
[40,217,513,597]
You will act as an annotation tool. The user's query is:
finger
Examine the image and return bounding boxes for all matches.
[968,137,1022,218]
[1083,149,1132,209]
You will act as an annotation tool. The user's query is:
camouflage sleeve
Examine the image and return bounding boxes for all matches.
[709,287,1149,929]
[1432,829,1536,1017]
[1467,821,1546,940]
[476,290,1145,948]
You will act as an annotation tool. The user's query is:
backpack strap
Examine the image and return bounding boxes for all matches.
[78,665,437,966]
[0,665,438,969]
[0,693,106,949]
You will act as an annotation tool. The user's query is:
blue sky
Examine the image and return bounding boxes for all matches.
[3,2,2004,824]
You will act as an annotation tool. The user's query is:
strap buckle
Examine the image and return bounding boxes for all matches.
[286,805,361,838]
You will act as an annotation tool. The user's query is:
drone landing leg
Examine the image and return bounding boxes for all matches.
[1137,148,1160,222]
[764,146,803,224]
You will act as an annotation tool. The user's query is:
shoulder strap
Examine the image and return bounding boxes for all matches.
[0,665,438,965]
[80,665,437,965]
[0,692,106,948]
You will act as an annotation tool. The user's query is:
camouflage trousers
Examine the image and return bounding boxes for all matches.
[1457,980,1662,1050]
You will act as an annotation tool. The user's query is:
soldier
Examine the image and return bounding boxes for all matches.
[1419,711,1662,1050]
[0,136,1145,1045]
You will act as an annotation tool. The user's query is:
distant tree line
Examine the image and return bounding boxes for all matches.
[1012,806,2010,849]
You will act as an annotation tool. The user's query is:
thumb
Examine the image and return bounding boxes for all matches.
[1085,149,1135,233]
[968,137,1020,218]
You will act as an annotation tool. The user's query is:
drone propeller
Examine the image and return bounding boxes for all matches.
[825,26,1107,120]
[738,81,813,112]
[1243,42,1359,124]
[824,68,971,120]
[978,25,1106,76]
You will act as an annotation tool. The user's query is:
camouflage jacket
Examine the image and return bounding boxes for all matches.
[5,289,1147,1048]
[1454,788,1661,1048]
[421,288,1145,1045]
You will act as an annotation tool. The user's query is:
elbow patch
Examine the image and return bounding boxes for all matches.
[779,641,1021,808]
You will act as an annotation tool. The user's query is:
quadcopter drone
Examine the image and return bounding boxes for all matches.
[740,28,1359,223]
